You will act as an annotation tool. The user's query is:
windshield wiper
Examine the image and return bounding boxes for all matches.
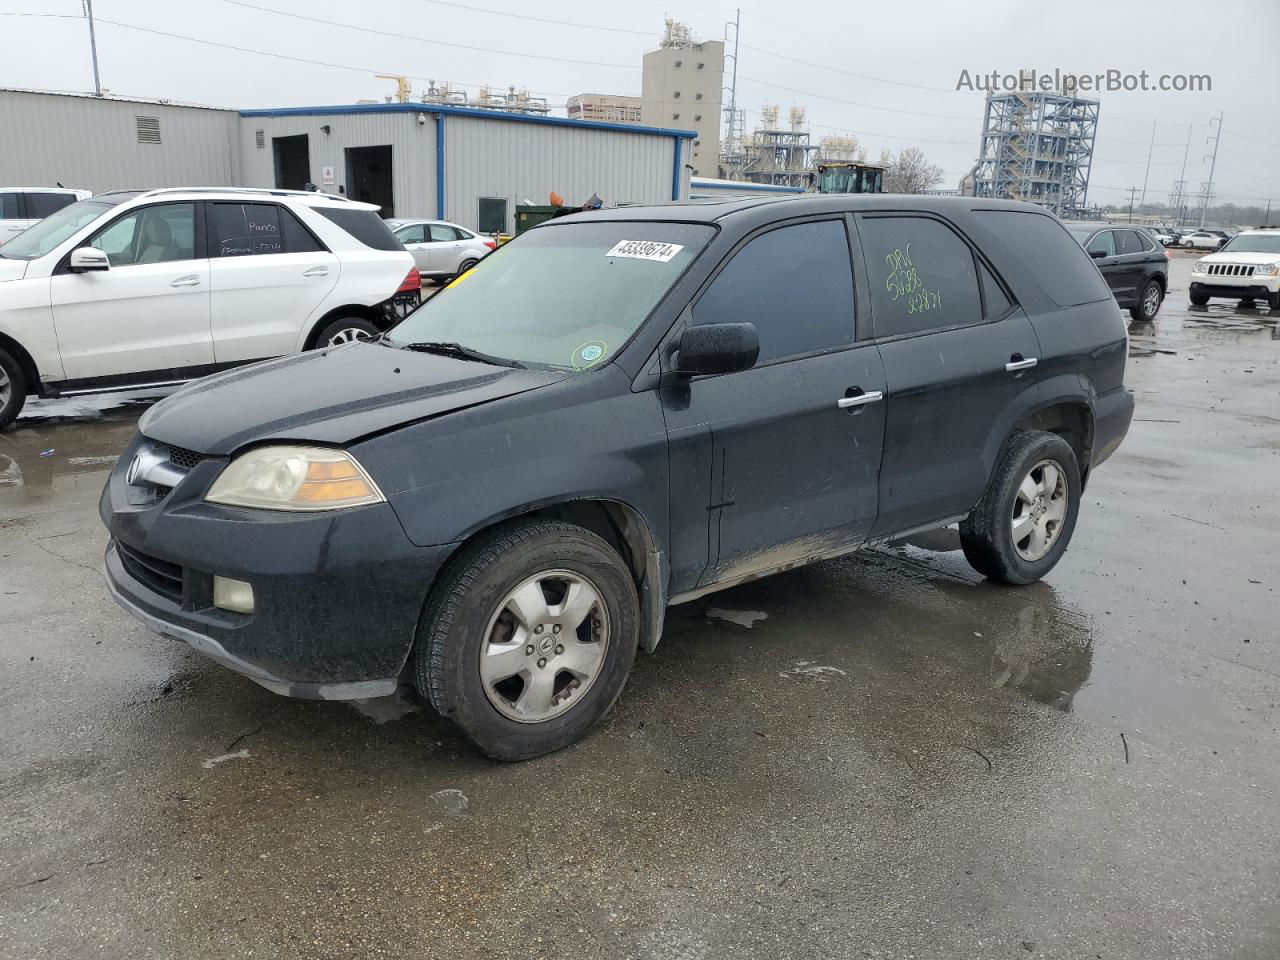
[397,341,525,369]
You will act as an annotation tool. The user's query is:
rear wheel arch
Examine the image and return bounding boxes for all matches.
[1011,401,1095,485]
[0,332,41,395]
[303,303,387,350]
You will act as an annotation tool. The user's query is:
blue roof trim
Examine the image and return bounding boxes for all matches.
[691,181,805,194]
[239,102,698,139]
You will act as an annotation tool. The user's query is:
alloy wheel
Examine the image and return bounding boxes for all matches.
[1142,284,1161,319]
[0,366,9,410]
[327,327,374,346]
[1011,459,1068,561]
[480,569,610,723]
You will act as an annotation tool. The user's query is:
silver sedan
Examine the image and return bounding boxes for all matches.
[387,219,496,282]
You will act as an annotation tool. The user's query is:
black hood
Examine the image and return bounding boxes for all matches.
[138,342,568,455]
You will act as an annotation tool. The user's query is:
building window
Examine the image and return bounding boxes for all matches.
[478,197,507,234]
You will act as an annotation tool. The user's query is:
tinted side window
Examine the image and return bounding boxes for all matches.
[27,193,77,218]
[1114,231,1141,256]
[1126,230,1154,253]
[0,192,23,219]
[978,259,1013,318]
[314,207,402,250]
[692,219,854,364]
[1087,230,1116,257]
[210,202,282,258]
[973,210,1111,307]
[860,215,981,338]
[281,207,324,253]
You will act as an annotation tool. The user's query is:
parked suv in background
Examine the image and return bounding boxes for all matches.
[0,187,91,242]
[0,187,417,429]
[1188,228,1280,309]
[387,218,496,282]
[1065,222,1169,321]
[101,196,1133,760]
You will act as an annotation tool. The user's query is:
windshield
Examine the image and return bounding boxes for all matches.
[388,220,713,370]
[0,199,117,260]
[1219,234,1280,255]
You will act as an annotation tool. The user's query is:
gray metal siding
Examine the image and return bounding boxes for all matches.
[238,113,434,219]
[0,90,240,193]
[442,116,683,233]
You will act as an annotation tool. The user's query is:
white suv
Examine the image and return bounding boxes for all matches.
[1188,228,1280,310]
[0,187,92,242]
[0,188,417,428]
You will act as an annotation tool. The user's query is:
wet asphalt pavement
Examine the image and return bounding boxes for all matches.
[1,254,1277,959]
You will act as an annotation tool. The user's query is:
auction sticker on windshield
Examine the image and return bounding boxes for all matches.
[605,240,685,262]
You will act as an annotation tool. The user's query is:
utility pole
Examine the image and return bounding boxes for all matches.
[84,0,102,97]
[1264,198,1273,225]
[1200,111,1223,228]
[1139,120,1156,207]
[722,9,740,173]
[1174,123,1192,225]
[1124,186,1139,223]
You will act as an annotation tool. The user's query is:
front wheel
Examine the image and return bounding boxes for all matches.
[0,347,28,431]
[1268,291,1280,311]
[414,519,639,761]
[960,431,1081,585]
[1130,279,1163,321]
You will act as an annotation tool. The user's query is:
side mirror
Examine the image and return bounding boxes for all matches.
[69,247,109,272]
[1089,249,1106,259]
[675,322,759,376]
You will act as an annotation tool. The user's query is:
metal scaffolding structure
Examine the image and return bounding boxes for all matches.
[726,104,818,188]
[973,90,1099,217]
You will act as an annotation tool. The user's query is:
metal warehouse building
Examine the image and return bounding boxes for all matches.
[1,89,695,235]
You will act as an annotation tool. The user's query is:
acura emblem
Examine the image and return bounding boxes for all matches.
[125,454,143,485]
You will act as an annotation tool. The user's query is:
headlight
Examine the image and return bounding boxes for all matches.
[206,445,385,511]
[1253,263,1279,277]
[1192,259,1207,274]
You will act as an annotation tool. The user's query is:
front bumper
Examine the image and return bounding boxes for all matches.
[1189,277,1278,298]
[100,440,456,699]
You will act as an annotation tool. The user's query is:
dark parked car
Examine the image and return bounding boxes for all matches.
[101,196,1134,760]
[1065,223,1169,321]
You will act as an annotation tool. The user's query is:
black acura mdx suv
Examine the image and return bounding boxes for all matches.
[102,196,1134,759]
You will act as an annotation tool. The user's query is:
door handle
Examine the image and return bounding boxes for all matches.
[837,389,883,409]
[1005,356,1038,372]
[169,276,201,287]
[303,266,329,277]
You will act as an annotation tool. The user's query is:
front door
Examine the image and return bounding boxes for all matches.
[50,201,213,381]
[206,201,339,362]
[661,217,886,594]
[427,223,464,275]
[394,223,432,273]
[856,213,1042,536]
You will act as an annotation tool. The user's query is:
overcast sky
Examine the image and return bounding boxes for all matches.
[2,0,1277,209]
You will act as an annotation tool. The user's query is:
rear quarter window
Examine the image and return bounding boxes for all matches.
[973,210,1111,307]
[314,207,403,250]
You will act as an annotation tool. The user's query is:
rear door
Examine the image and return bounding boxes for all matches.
[661,216,886,592]
[50,201,213,380]
[206,201,339,363]
[1110,230,1148,303]
[0,191,30,240]
[857,212,1040,536]
[428,223,463,274]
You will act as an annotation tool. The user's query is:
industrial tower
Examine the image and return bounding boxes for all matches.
[973,90,1099,217]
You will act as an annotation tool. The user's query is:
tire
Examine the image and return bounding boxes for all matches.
[1268,291,1280,311]
[455,258,478,278]
[959,431,1081,585]
[1129,279,1163,321]
[414,519,639,761]
[1189,289,1210,306]
[314,316,380,348]
[0,347,28,431]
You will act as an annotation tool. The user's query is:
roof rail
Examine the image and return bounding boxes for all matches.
[138,187,351,201]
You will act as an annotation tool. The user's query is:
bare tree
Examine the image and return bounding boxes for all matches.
[880,148,945,194]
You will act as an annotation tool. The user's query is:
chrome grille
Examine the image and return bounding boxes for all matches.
[1206,263,1254,277]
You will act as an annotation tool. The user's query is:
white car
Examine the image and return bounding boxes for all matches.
[0,187,417,429]
[1188,228,1280,309]
[1180,231,1225,250]
[1,187,91,242]
[387,218,496,282]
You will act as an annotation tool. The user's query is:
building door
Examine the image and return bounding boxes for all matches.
[345,145,394,218]
[272,135,311,190]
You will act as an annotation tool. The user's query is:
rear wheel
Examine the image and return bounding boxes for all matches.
[960,431,1081,585]
[1189,289,1210,306]
[1130,279,1163,321]
[455,258,478,278]
[414,519,639,760]
[0,347,28,431]
[315,316,379,347]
